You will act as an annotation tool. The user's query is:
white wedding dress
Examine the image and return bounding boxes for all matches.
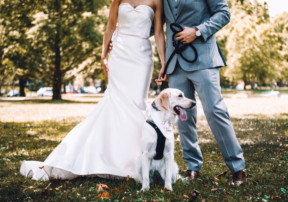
[20,3,154,181]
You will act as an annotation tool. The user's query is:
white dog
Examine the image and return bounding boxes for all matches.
[136,88,196,191]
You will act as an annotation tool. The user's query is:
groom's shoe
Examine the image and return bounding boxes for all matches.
[185,170,200,180]
[232,170,246,186]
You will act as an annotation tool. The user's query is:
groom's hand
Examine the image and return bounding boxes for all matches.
[176,27,197,44]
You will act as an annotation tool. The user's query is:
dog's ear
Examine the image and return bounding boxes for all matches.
[159,92,171,111]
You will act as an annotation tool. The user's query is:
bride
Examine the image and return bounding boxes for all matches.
[20,0,166,181]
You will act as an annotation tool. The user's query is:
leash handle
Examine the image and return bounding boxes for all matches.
[170,23,183,32]
[160,23,198,89]
[160,24,181,89]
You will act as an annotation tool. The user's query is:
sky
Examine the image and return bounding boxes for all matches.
[250,0,288,17]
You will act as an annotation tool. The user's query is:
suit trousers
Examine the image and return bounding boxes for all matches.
[168,63,245,172]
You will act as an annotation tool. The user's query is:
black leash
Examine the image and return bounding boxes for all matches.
[146,119,166,160]
[161,23,198,90]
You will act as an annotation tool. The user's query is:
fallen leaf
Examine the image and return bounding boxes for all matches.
[209,176,219,182]
[211,188,220,192]
[41,183,51,199]
[44,183,51,191]
[218,171,228,177]
[183,195,189,199]
[96,184,109,193]
[97,186,103,193]
[209,176,219,185]
[55,185,62,191]
[98,192,109,199]
[101,184,109,190]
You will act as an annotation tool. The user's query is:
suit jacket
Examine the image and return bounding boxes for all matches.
[164,0,231,74]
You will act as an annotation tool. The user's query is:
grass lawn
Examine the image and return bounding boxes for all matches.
[0,113,287,201]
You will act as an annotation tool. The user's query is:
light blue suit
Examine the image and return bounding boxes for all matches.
[164,0,245,172]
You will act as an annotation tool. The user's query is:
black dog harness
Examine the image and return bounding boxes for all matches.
[162,23,198,77]
[146,119,166,160]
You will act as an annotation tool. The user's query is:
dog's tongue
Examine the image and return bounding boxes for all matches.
[178,107,187,122]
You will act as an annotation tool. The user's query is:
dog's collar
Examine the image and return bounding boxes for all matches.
[152,101,160,111]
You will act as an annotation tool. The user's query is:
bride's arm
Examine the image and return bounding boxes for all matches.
[101,0,120,76]
[154,0,167,82]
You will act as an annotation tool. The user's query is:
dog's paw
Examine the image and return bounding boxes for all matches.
[164,184,173,191]
[141,182,150,192]
[140,185,150,192]
[176,174,184,181]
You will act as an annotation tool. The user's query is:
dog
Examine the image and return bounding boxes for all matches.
[136,88,196,191]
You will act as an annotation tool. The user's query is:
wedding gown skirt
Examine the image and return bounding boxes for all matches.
[20,3,154,181]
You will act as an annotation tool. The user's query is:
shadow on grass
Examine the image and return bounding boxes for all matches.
[0,116,287,201]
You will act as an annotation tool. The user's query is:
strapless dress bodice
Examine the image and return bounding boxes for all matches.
[117,3,154,39]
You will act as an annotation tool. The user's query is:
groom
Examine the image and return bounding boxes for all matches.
[158,0,246,185]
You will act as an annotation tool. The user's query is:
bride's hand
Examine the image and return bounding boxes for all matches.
[155,66,167,83]
[109,41,113,52]
[101,57,109,77]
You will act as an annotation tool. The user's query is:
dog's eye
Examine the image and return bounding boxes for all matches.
[178,94,183,98]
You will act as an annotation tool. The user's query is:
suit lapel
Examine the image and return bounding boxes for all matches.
[175,0,186,21]
[164,0,175,22]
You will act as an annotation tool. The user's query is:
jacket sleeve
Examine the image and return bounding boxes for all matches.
[196,0,231,42]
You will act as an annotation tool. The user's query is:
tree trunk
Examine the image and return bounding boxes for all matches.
[243,74,247,90]
[63,82,66,94]
[52,30,62,100]
[0,79,2,96]
[19,78,26,96]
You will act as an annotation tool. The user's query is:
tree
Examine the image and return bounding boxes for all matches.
[24,0,108,100]
[0,0,37,96]
[238,26,282,86]
[216,0,287,88]
[273,12,288,86]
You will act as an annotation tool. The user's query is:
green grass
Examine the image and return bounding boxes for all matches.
[0,116,287,201]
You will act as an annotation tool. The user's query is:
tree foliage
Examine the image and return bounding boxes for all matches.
[27,0,108,100]
[217,0,288,88]
[0,0,38,96]
[1,0,108,99]
[1,0,287,97]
